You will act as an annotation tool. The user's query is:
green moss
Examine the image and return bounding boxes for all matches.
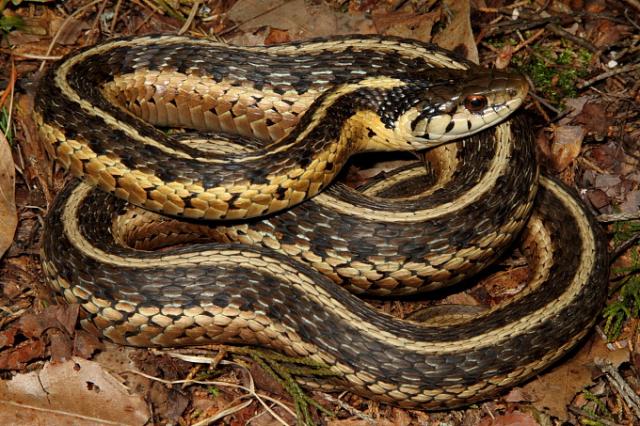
[207,385,220,397]
[603,221,640,340]
[484,37,517,49]
[0,107,13,145]
[513,45,592,104]
[0,14,22,33]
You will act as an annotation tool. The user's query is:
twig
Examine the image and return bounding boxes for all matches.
[567,406,623,426]
[512,28,545,54]
[611,231,640,261]
[127,367,294,426]
[4,52,62,60]
[578,63,640,89]
[486,11,627,37]
[477,0,544,13]
[178,0,201,35]
[622,0,640,12]
[521,70,561,118]
[546,23,600,54]
[110,0,124,34]
[131,1,159,33]
[595,357,640,419]
[4,59,14,142]
[89,0,110,34]
[597,212,640,223]
[192,399,254,426]
[528,88,560,115]
[38,0,105,72]
[624,8,640,31]
[321,394,376,424]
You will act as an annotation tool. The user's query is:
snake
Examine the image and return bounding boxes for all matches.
[34,34,609,409]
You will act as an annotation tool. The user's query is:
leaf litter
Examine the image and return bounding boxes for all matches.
[0,0,639,425]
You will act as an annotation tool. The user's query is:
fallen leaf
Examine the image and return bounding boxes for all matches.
[573,102,608,140]
[479,410,539,426]
[49,329,73,363]
[0,338,46,370]
[49,17,92,45]
[248,360,287,396]
[587,19,626,48]
[0,358,150,426]
[226,0,375,43]
[618,189,640,214]
[559,98,589,125]
[432,0,478,64]
[148,381,190,422]
[0,305,81,369]
[372,10,440,37]
[586,188,610,210]
[504,387,531,403]
[0,133,17,259]
[264,28,291,44]
[17,304,79,339]
[549,125,585,171]
[519,335,629,420]
[495,44,515,69]
[585,0,607,13]
[73,330,104,359]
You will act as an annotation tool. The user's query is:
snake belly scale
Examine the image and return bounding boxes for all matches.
[35,35,609,408]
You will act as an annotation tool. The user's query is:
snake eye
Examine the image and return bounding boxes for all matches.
[464,95,488,112]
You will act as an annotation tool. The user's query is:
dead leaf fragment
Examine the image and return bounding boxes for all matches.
[479,410,539,426]
[0,358,150,426]
[0,305,85,369]
[0,134,17,259]
[495,44,515,70]
[520,335,629,420]
[264,28,291,44]
[0,338,46,370]
[573,102,608,140]
[586,188,609,209]
[549,125,585,171]
[226,0,375,43]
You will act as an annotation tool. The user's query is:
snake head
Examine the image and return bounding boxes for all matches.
[391,67,529,148]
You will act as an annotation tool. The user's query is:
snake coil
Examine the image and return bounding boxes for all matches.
[36,35,608,408]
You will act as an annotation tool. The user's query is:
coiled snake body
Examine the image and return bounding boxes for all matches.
[35,35,608,408]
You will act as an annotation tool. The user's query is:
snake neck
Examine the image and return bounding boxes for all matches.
[34,35,525,220]
[35,61,412,219]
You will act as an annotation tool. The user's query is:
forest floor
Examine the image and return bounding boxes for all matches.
[0,0,639,425]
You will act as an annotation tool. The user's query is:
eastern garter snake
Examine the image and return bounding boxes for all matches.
[35,35,609,408]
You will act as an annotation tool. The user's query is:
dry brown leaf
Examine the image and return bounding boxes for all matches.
[226,0,374,43]
[16,304,79,339]
[0,134,17,259]
[586,188,609,209]
[264,28,291,44]
[432,0,477,64]
[0,305,87,369]
[495,44,516,69]
[479,410,539,426]
[372,10,440,37]
[519,335,629,420]
[328,419,390,426]
[0,338,46,370]
[73,330,104,359]
[549,125,585,172]
[573,102,608,140]
[376,0,476,63]
[0,358,150,426]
